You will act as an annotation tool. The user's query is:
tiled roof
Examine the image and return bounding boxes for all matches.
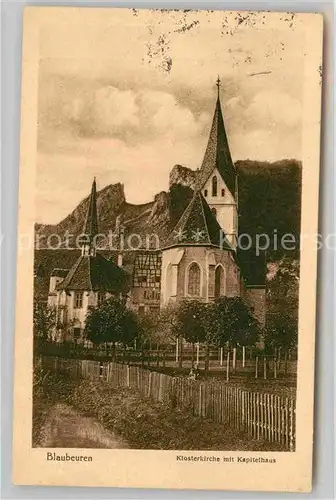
[196,97,236,197]
[57,253,129,293]
[163,191,233,251]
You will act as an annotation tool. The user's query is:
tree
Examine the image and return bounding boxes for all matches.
[264,314,297,351]
[33,302,57,341]
[174,300,207,365]
[156,303,182,344]
[137,311,160,348]
[205,297,260,347]
[85,297,139,349]
[265,257,299,351]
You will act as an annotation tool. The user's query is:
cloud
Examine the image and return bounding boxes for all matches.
[35,9,307,223]
[139,90,210,140]
[230,128,301,162]
[93,87,140,130]
[244,91,302,128]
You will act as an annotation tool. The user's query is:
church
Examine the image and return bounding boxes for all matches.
[47,81,266,341]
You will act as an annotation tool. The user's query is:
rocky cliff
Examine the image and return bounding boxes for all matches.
[169,164,197,189]
[35,159,301,256]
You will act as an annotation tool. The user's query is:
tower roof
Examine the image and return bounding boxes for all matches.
[163,191,233,251]
[196,82,236,197]
[82,178,99,241]
[57,253,130,293]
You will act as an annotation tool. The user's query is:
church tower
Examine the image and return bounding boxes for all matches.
[48,178,129,341]
[196,78,238,249]
[81,177,99,256]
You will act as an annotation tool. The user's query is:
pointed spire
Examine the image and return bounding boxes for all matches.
[216,75,221,100]
[196,79,236,197]
[81,178,99,256]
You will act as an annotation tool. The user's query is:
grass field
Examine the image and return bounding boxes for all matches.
[33,372,286,451]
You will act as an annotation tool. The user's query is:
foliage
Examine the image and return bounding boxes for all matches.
[137,312,161,346]
[158,297,260,350]
[237,160,301,259]
[85,297,139,346]
[174,300,207,344]
[42,375,282,451]
[156,303,182,343]
[204,297,260,347]
[264,314,297,351]
[265,257,299,349]
[33,302,57,340]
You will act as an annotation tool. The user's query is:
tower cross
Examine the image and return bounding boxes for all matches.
[216,75,221,97]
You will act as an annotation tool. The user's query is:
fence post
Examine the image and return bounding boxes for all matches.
[263,357,267,379]
[255,356,259,379]
[242,346,245,368]
[126,364,130,388]
[148,372,152,397]
[273,357,277,379]
[289,398,295,451]
[198,383,202,416]
[232,347,237,373]
[220,347,223,366]
[226,351,230,381]
[175,337,179,364]
[196,342,200,365]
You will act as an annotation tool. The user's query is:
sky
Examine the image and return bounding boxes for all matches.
[36,9,307,224]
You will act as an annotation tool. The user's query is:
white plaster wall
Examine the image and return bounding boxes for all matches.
[201,168,238,247]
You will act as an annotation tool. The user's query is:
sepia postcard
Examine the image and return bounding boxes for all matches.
[12,6,323,492]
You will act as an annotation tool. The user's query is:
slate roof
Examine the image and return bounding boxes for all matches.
[57,253,130,293]
[163,191,233,251]
[196,96,236,197]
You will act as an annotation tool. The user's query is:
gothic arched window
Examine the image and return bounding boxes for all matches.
[188,263,201,296]
[215,265,224,298]
[212,176,218,197]
[211,207,217,217]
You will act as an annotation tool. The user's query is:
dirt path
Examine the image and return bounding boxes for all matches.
[40,403,129,449]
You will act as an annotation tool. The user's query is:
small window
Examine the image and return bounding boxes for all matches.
[74,292,83,309]
[212,176,218,197]
[211,207,217,217]
[97,292,105,307]
[204,189,208,197]
[221,188,225,197]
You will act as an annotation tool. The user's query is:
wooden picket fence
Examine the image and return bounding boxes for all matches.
[43,357,296,451]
